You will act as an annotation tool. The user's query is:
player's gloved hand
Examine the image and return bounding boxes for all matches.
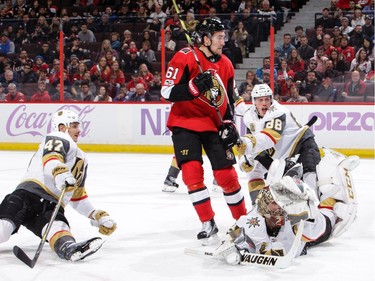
[90,209,117,235]
[238,155,254,172]
[269,176,320,225]
[219,120,240,149]
[239,134,257,155]
[188,70,214,97]
[52,164,76,192]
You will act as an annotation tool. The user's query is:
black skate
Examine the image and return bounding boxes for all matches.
[197,218,219,246]
[61,237,104,262]
[162,175,179,192]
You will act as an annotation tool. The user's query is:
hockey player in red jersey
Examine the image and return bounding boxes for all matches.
[161,18,247,244]
[0,110,117,263]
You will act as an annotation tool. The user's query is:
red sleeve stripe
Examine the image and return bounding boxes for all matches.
[70,195,89,201]
[43,156,60,167]
[261,131,277,144]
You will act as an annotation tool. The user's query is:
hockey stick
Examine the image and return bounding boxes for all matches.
[185,220,304,269]
[13,187,67,268]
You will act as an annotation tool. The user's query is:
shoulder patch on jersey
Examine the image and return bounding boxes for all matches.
[246,216,261,228]
[179,47,191,54]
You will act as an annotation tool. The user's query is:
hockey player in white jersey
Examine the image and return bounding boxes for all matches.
[235,83,321,204]
[213,148,359,265]
[0,110,117,262]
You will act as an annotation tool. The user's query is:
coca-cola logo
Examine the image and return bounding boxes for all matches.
[6,104,95,137]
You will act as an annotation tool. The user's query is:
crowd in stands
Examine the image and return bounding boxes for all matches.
[237,0,374,102]
[0,0,372,103]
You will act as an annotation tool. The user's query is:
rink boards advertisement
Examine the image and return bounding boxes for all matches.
[0,103,374,156]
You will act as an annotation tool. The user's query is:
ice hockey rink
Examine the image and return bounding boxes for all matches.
[0,151,374,281]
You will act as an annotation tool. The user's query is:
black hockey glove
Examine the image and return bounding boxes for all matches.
[188,70,214,97]
[219,120,241,149]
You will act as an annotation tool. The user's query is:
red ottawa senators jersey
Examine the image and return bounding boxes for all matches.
[161,47,234,132]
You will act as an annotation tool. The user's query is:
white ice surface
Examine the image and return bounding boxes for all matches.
[0,151,374,281]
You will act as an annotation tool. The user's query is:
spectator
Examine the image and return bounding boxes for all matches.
[231,21,249,57]
[30,80,51,102]
[66,54,80,81]
[158,29,176,52]
[339,17,354,35]
[337,36,355,66]
[110,32,122,52]
[18,62,37,83]
[148,71,162,100]
[240,83,253,102]
[315,77,339,101]
[278,76,295,100]
[291,25,304,48]
[121,30,134,54]
[308,26,324,49]
[139,63,154,88]
[95,13,114,33]
[13,49,33,75]
[298,35,315,63]
[75,80,94,101]
[350,47,372,74]
[147,4,167,24]
[362,36,374,61]
[123,47,151,75]
[126,82,152,102]
[0,33,15,55]
[48,59,62,84]
[77,23,96,44]
[0,68,18,87]
[287,48,305,73]
[238,70,260,95]
[113,84,130,102]
[262,69,279,94]
[5,83,25,101]
[300,71,321,101]
[277,58,295,86]
[311,46,329,74]
[140,30,158,52]
[89,57,111,83]
[362,14,374,38]
[13,25,30,45]
[33,55,50,77]
[127,69,148,92]
[322,33,336,57]
[286,83,308,102]
[329,48,348,72]
[108,60,125,98]
[98,39,119,62]
[65,38,85,61]
[139,41,157,63]
[315,7,336,29]
[0,83,5,101]
[37,42,57,64]
[71,62,88,83]
[341,70,367,98]
[146,15,162,33]
[276,33,296,59]
[256,57,277,82]
[324,59,344,81]
[349,24,365,51]
[332,26,343,47]
[94,85,113,102]
[257,0,277,41]
[351,7,366,27]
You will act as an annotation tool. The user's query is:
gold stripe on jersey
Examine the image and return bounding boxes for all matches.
[288,126,310,157]
[248,178,265,193]
[319,197,336,210]
[261,128,281,144]
[42,153,64,166]
[71,186,89,201]
[49,230,73,251]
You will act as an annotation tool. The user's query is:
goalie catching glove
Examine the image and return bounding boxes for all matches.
[219,120,240,149]
[188,70,214,97]
[269,176,320,225]
[90,209,117,235]
[52,164,76,192]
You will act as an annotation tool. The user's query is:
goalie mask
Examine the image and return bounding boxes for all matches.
[256,187,286,227]
[51,110,80,132]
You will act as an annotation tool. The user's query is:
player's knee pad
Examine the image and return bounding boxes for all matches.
[214,167,239,193]
[0,193,24,223]
[181,161,204,190]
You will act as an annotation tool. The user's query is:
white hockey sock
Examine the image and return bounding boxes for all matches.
[44,220,71,241]
[0,219,15,243]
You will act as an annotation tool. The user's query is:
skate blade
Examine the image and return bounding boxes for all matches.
[200,233,220,246]
[162,185,178,192]
[70,239,105,262]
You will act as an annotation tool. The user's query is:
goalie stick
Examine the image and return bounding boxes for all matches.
[185,220,304,269]
[13,187,67,268]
